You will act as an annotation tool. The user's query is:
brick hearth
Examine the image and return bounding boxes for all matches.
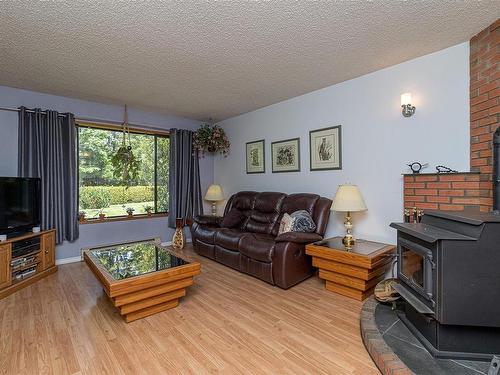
[404,172,480,214]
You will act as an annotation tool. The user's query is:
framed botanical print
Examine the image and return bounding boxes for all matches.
[246,139,265,174]
[271,138,300,173]
[309,125,342,171]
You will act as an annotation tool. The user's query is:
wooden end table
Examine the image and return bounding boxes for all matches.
[306,237,395,301]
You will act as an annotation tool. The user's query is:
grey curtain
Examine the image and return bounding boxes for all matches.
[168,128,203,228]
[18,107,79,244]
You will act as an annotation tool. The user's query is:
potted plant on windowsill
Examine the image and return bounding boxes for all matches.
[126,207,135,218]
[98,210,106,221]
[144,205,154,216]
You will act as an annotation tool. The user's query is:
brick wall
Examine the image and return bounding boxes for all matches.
[470,19,500,211]
[404,173,480,213]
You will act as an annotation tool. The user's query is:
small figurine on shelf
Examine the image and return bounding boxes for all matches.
[407,162,429,174]
[417,209,424,223]
[436,165,458,173]
[125,207,135,218]
[404,209,411,223]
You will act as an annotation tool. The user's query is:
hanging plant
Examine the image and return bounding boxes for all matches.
[193,123,230,157]
[111,105,140,187]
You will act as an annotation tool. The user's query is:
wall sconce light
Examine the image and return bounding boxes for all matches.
[401,92,416,117]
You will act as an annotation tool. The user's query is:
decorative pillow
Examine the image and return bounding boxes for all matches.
[220,208,245,228]
[290,210,316,233]
[278,213,296,235]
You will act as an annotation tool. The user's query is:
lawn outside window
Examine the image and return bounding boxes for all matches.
[77,122,169,222]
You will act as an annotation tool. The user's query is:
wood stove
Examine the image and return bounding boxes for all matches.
[391,210,500,360]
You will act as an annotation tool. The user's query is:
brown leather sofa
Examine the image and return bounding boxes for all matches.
[190,191,332,289]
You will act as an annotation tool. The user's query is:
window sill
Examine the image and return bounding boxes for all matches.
[79,213,168,225]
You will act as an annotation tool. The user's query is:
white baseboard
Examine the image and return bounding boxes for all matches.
[56,256,82,265]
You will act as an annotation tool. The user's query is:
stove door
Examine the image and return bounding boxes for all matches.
[398,238,435,305]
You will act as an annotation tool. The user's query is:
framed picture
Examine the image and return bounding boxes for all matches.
[309,125,342,171]
[246,139,265,174]
[271,137,300,173]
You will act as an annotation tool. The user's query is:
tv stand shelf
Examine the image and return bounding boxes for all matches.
[0,229,57,300]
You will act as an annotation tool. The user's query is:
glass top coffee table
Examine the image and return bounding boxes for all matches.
[83,241,201,323]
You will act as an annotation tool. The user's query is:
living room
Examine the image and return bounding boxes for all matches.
[0,2,499,374]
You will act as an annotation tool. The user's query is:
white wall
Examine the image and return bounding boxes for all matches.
[215,43,470,244]
[0,85,214,259]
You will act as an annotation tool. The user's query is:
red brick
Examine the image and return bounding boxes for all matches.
[427,182,451,189]
[489,105,500,115]
[479,80,499,95]
[452,197,481,205]
[440,204,465,211]
[404,188,414,195]
[465,174,481,181]
[471,98,498,113]
[415,189,438,196]
[479,165,493,174]
[489,87,500,99]
[479,149,493,157]
[480,197,494,206]
[452,182,480,189]
[470,108,491,121]
[405,195,425,202]
[405,182,425,189]
[439,189,465,197]
[416,202,439,210]
[466,189,480,197]
[414,175,438,182]
[470,141,490,151]
[480,181,492,189]
[427,196,451,203]
[471,158,488,167]
[403,176,414,183]
[438,175,467,182]
[470,125,491,136]
[478,116,498,126]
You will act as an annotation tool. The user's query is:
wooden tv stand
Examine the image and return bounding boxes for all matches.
[0,229,57,300]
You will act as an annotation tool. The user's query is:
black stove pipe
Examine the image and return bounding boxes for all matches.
[494,126,500,212]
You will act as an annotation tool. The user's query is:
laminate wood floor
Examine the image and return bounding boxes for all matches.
[0,245,379,375]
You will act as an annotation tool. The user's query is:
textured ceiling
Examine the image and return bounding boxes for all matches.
[0,2,498,121]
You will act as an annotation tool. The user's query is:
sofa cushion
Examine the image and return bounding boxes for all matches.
[244,192,286,235]
[214,229,246,251]
[281,194,320,216]
[220,208,245,229]
[239,233,276,263]
[290,210,316,232]
[194,226,222,245]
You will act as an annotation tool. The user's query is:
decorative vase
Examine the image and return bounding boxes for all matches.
[172,218,185,250]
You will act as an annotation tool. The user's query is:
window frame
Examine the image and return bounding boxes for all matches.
[76,121,170,223]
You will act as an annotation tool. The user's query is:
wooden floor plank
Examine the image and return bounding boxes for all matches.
[0,244,378,374]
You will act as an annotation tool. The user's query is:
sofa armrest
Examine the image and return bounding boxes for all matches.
[275,232,323,244]
[193,215,222,227]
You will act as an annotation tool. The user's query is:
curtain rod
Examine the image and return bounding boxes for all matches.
[0,106,170,132]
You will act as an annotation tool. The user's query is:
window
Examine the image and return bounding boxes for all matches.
[77,123,169,220]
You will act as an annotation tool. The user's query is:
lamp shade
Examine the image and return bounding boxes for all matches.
[205,184,224,201]
[401,92,412,106]
[331,184,367,212]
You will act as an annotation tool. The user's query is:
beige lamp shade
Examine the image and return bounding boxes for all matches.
[332,184,367,212]
[205,184,224,201]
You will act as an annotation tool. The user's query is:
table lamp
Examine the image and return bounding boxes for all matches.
[332,184,367,249]
[205,184,224,215]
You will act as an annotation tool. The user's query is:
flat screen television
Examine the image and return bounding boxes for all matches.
[0,177,41,237]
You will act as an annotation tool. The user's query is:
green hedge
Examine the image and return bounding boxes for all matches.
[80,186,154,208]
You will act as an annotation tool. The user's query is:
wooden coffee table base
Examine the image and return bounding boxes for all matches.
[84,251,200,323]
